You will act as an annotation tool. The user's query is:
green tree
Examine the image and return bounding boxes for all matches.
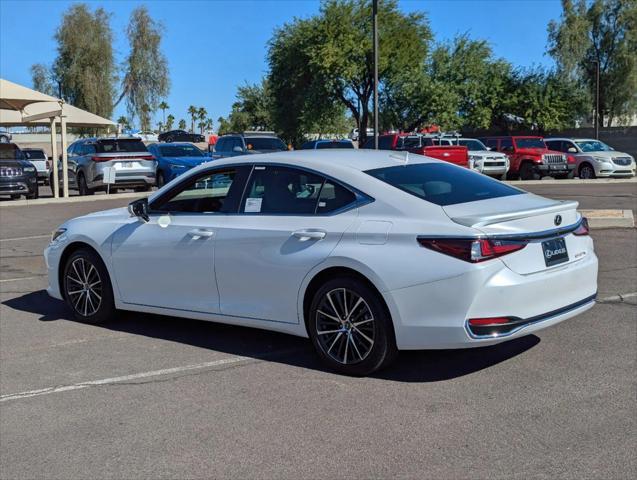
[53,3,116,117]
[30,63,55,96]
[187,105,198,132]
[548,0,637,126]
[268,0,431,145]
[178,118,187,130]
[157,121,164,132]
[159,101,169,123]
[197,107,207,134]
[220,81,274,134]
[116,115,130,130]
[205,118,214,132]
[119,6,170,129]
[166,114,175,130]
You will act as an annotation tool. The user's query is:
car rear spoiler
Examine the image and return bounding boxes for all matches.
[450,200,579,227]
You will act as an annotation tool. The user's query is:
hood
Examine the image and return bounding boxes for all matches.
[81,206,129,219]
[163,156,208,167]
[468,150,507,157]
[515,147,550,155]
[581,150,632,159]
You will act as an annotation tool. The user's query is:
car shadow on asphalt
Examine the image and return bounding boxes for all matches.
[4,289,540,383]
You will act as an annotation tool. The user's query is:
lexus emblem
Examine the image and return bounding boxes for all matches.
[554,215,562,226]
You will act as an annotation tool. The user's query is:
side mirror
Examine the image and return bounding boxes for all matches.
[233,146,243,153]
[567,147,577,153]
[128,198,149,223]
[486,147,492,151]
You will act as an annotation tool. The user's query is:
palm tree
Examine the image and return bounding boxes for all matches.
[205,117,214,133]
[159,101,169,124]
[197,107,207,134]
[116,116,129,129]
[166,114,175,131]
[187,105,198,133]
[178,119,187,130]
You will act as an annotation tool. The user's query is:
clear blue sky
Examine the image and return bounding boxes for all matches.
[0,0,562,129]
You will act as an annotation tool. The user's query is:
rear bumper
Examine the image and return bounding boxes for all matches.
[92,171,156,189]
[385,249,598,350]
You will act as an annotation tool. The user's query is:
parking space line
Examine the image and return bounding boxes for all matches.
[0,234,50,242]
[0,355,251,403]
[597,292,637,303]
[0,275,47,283]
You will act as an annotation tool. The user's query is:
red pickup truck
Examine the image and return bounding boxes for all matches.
[362,134,468,167]
[479,136,573,180]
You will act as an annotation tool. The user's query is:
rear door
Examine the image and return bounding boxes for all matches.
[214,165,360,324]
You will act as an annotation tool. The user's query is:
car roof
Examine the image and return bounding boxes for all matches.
[207,149,435,173]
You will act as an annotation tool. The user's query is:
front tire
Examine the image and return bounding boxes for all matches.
[519,162,540,180]
[579,163,596,179]
[77,173,93,196]
[63,248,115,324]
[307,277,397,376]
[26,186,39,199]
[156,171,165,188]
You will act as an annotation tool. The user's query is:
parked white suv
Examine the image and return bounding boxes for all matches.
[545,138,635,179]
[435,137,509,179]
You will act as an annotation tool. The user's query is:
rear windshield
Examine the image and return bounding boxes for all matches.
[365,163,523,206]
[97,139,148,153]
[159,145,203,157]
[0,144,23,160]
[245,137,287,151]
[515,138,546,149]
[316,141,354,149]
[23,150,46,159]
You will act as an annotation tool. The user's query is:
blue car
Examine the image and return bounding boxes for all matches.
[147,142,210,187]
[300,139,355,149]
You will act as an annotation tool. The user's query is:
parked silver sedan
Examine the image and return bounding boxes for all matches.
[545,138,635,179]
[52,137,157,195]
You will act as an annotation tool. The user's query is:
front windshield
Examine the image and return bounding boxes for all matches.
[515,138,546,149]
[159,145,204,157]
[575,140,612,152]
[458,139,487,151]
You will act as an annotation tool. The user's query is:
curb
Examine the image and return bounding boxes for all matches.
[580,209,634,229]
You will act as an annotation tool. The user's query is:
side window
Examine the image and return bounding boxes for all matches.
[242,166,324,214]
[215,138,225,152]
[84,144,96,155]
[68,143,78,156]
[501,138,513,152]
[151,168,243,214]
[316,180,357,214]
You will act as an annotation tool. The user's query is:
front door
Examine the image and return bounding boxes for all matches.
[110,166,249,313]
[214,165,361,324]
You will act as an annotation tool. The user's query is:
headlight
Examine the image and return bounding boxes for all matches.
[23,166,36,172]
[468,155,481,161]
[593,156,607,163]
[51,228,67,242]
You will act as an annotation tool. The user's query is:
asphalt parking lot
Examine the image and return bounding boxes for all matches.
[0,183,635,479]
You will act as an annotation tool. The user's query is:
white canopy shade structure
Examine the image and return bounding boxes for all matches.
[0,78,60,110]
[0,102,116,128]
[0,78,115,198]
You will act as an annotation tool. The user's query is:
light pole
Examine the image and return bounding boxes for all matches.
[372,0,379,149]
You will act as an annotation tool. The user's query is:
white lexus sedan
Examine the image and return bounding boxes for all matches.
[45,150,598,375]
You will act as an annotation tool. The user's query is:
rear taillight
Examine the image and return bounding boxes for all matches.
[139,155,155,161]
[417,237,527,263]
[91,156,114,162]
[572,217,589,236]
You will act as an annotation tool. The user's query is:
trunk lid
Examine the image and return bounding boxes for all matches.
[443,193,588,274]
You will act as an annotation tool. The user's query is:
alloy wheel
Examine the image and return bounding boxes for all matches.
[66,257,102,317]
[315,288,375,365]
[580,165,595,179]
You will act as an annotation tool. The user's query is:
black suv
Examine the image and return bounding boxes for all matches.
[0,143,39,200]
[158,130,205,143]
[214,132,287,158]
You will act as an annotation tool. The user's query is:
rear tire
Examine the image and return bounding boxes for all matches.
[78,173,93,196]
[156,171,165,189]
[63,248,115,324]
[307,276,398,376]
[49,174,65,196]
[10,194,20,200]
[135,185,151,192]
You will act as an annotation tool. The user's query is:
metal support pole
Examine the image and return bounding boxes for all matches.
[60,114,69,198]
[372,0,379,150]
[595,60,600,139]
[50,118,59,198]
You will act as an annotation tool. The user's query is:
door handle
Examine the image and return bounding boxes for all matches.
[292,230,326,241]
[188,228,214,239]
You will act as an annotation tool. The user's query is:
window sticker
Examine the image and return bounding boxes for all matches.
[245,197,262,213]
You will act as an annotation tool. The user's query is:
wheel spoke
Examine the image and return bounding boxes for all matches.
[352,326,373,345]
[67,288,84,296]
[326,291,341,319]
[349,334,363,360]
[353,318,373,327]
[71,262,83,284]
[317,328,343,335]
[342,289,349,319]
[327,332,343,354]
[317,310,341,323]
[346,297,363,321]
[343,333,349,363]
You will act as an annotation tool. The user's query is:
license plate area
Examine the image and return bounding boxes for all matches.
[542,237,569,267]
[118,161,134,169]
